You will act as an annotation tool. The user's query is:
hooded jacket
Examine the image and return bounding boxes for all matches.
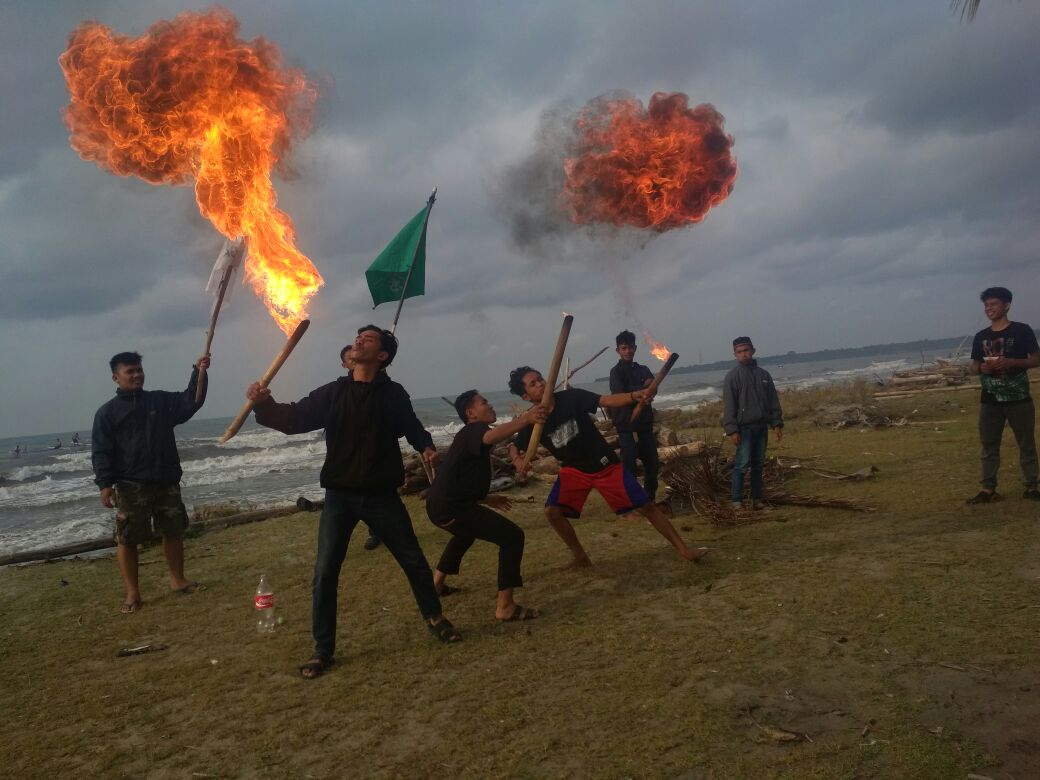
[254,371,433,494]
[91,366,207,488]
[722,360,783,434]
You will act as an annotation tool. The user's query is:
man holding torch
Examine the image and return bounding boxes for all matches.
[245,325,460,679]
[609,330,660,502]
[506,367,708,567]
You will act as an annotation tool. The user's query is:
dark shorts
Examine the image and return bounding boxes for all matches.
[545,463,649,519]
[113,481,189,545]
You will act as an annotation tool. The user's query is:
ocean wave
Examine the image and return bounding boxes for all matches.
[654,387,718,406]
[0,475,97,509]
[207,427,324,450]
[0,512,112,556]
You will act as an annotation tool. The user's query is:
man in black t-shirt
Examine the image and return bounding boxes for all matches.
[609,330,660,500]
[506,366,708,567]
[967,286,1040,504]
[425,391,548,621]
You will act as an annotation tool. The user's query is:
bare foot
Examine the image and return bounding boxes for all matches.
[559,555,593,571]
[683,546,709,563]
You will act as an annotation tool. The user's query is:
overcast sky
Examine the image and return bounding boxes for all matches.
[1,1,1038,438]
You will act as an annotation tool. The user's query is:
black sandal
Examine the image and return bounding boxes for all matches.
[966,491,1000,504]
[436,584,461,597]
[428,617,462,643]
[298,655,334,679]
[498,605,541,622]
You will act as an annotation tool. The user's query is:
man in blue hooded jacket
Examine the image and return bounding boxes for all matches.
[91,351,210,614]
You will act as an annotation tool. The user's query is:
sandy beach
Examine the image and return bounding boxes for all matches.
[2,383,1037,778]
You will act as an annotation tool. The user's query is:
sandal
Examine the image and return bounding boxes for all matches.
[174,581,206,595]
[120,600,142,614]
[498,605,541,622]
[966,491,1000,505]
[436,584,461,597]
[1024,489,1040,501]
[427,617,462,643]
[299,656,334,679]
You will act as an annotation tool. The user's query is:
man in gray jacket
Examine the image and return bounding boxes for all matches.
[722,337,783,511]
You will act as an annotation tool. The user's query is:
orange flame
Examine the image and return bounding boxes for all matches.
[563,92,737,231]
[59,10,322,333]
[643,331,671,362]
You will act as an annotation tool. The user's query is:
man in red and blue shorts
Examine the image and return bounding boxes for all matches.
[507,367,708,568]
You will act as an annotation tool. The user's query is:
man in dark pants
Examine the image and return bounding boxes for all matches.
[609,330,660,501]
[340,344,382,553]
[967,287,1040,504]
[426,390,548,621]
[91,351,210,613]
[247,325,460,679]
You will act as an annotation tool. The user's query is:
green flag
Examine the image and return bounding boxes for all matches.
[365,205,428,308]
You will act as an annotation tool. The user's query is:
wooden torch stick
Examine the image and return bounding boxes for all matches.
[630,352,680,423]
[219,319,311,444]
[197,238,246,402]
[555,345,609,389]
[521,314,574,471]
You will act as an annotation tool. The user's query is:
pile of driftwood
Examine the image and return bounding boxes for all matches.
[661,447,876,526]
[880,358,970,392]
[399,409,705,495]
[813,403,908,430]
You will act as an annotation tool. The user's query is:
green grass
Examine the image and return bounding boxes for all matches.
[2,386,1037,778]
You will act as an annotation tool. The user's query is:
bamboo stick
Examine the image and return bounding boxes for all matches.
[219,319,311,443]
[556,345,609,389]
[522,314,574,471]
[197,238,245,402]
[631,352,679,423]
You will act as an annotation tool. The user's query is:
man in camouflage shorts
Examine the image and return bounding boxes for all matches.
[92,351,210,613]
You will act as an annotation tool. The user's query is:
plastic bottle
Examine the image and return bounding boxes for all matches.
[255,574,275,633]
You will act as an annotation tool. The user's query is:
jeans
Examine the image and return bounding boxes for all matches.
[432,503,525,590]
[979,400,1038,490]
[731,424,768,504]
[619,429,660,500]
[312,489,441,659]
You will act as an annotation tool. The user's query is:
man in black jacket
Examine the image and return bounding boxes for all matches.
[247,325,460,679]
[609,330,660,500]
[722,337,784,511]
[91,351,210,614]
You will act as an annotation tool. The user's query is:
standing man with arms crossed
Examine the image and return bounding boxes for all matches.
[967,287,1040,504]
[91,351,210,614]
[506,367,708,568]
[609,330,660,503]
[246,325,460,680]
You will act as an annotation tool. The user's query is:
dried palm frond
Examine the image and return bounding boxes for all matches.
[950,0,982,22]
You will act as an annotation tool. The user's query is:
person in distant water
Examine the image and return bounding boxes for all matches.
[507,367,708,567]
[246,325,460,680]
[342,344,383,554]
[426,390,549,621]
[609,330,660,502]
[91,351,210,614]
[722,337,784,513]
[53,438,62,450]
[71,432,81,446]
[13,444,21,458]
[967,287,1040,504]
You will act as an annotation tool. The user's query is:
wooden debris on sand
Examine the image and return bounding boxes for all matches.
[662,446,876,526]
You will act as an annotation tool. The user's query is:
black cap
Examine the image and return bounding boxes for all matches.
[454,389,479,423]
[732,336,753,349]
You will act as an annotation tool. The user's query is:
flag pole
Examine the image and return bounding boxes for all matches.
[391,188,437,336]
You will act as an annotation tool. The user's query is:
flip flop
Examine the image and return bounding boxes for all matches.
[120,600,142,614]
[498,605,541,622]
[175,582,206,595]
[299,656,334,680]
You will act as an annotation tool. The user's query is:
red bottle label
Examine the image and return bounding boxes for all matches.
[254,594,274,610]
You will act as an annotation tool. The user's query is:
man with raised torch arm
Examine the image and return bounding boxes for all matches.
[506,367,708,567]
[245,325,461,680]
[91,351,211,614]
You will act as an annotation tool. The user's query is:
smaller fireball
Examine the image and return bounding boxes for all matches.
[643,331,671,362]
